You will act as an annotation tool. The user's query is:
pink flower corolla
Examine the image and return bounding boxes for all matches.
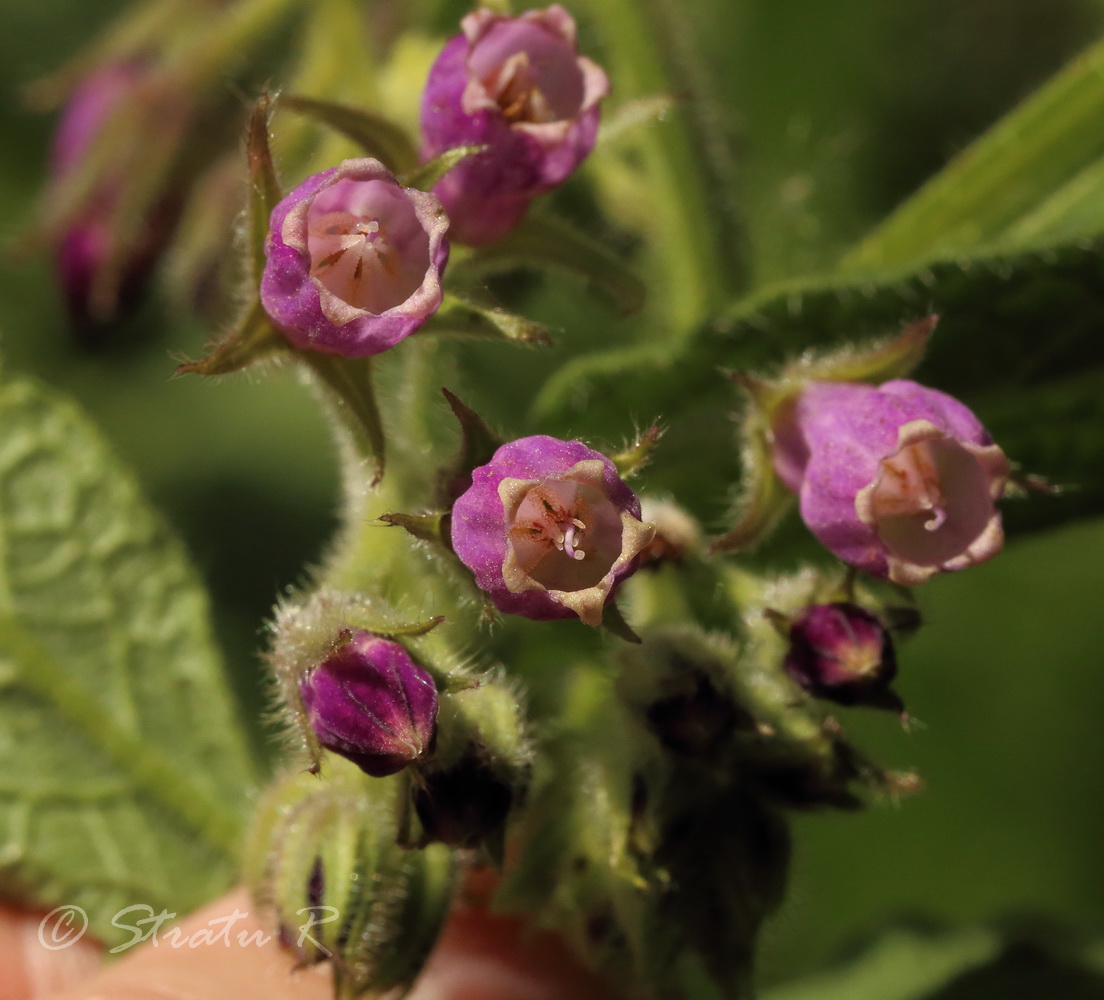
[451,435,654,625]
[260,158,449,357]
[420,5,610,245]
[298,632,439,777]
[772,380,1009,585]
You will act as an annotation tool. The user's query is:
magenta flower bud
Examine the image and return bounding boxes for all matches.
[260,158,449,357]
[784,603,900,710]
[450,435,654,625]
[772,379,1010,585]
[420,5,610,244]
[298,632,439,777]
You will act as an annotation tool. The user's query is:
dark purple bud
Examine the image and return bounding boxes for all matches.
[420,5,610,244]
[260,158,450,357]
[298,632,439,777]
[772,379,1009,585]
[784,603,901,711]
[450,435,654,625]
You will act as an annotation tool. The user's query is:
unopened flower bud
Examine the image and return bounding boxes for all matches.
[450,435,654,625]
[420,5,610,244]
[772,379,1009,584]
[260,158,449,357]
[298,632,439,777]
[784,603,900,710]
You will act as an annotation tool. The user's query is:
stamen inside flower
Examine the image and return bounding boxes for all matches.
[485,52,554,123]
[467,20,586,124]
[505,476,623,592]
[868,437,995,568]
[304,178,431,315]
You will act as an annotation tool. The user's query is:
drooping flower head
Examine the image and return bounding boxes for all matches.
[260,158,449,357]
[420,5,610,245]
[451,435,654,625]
[298,631,439,777]
[772,379,1009,585]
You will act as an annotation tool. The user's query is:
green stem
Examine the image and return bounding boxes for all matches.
[583,0,741,331]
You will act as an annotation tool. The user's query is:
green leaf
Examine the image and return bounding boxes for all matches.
[428,293,552,346]
[452,211,647,316]
[279,94,419,175]
[246,94,283,288]
[0,373,259,946]
[764,927,1104,1000]
[763,927,1002,1000]
[175,299,290,377]
[400,145,487,192]
[300,353,386,486]
[841,33,1104,271]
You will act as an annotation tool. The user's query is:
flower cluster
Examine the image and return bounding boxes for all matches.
[254,5,607,358]
[38,7,1041,999]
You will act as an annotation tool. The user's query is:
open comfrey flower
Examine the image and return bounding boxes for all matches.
[420,5,610,245]
[772,379,1009,585]
[260,158,449,357]
[298,632,439,777]
[451,435,654,625]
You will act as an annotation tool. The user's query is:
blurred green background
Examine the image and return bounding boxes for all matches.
[1,0,1102,988]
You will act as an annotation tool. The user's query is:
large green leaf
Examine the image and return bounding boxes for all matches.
[0,372,259,946]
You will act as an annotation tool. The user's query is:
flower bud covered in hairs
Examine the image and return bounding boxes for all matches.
[450,435,654,625]
[772,379,1009,585]
[420,5,609,244]
[298,631,439,777]
[260,158,449,357]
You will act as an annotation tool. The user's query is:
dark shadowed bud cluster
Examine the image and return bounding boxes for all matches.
[784,602,901,712]
[413,751,515,849]
[450,435,654,625]
[298,631,439,777]
[261,157,449,356]
[772,379,1009,584]
[420,5,609,244]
